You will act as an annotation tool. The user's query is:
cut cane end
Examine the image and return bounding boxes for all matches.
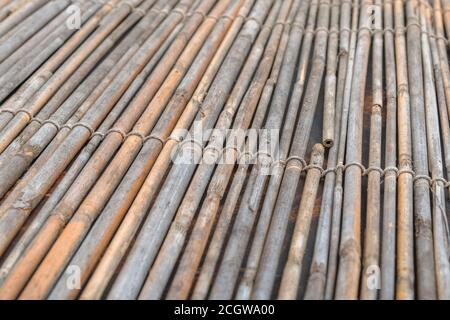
[323,138,334,148]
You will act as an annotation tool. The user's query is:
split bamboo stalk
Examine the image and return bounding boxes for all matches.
[140,0,291,300]
[79,0,255,301]
[406,0,437,300]
[45,0,246,301]
[380,0,397,300]
[303,0,344,300]
[0,0,145,156]
[1,0,222,300]
[0,17,181,287]
[322,0,340,147]
[325,0,358,299]
[210,0,317,300]
[0,0,191,266]
[169,0,302,301]
[107,0,275,300]
[278,144,325,299]
[393,0,415,300]
[420,3,450,299]
[360,0,383,301]
[250,0,330,300]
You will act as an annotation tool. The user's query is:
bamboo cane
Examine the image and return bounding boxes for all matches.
[303,0,352,300]
[139,0,291,300]
[168,0,302,301]
[380,0,397,300]
[0,0,191,267]
[419,2,450,299]
[278,144,325,299]
[209,0,317,300]
[333,0,372,300]
[233,0,324,299]
[324,0,358,299]
[0,0,157,198]
[0,1,146,155]
[441,0,450,48]
[106,0,275,300]
[46,0,246,301]
[0,0,177,176]
[406,0,436,300]
[79,0,255,301]
[360,0,383,301]
[250,0,330,300]
[0,0,161,193]
[0,0,93,77]
[393,0,415,300]
[0,0,29,22]
[0,1,119,136]
[0,0,71,64]
[432,0,450,189]
[0,0,47,38]
[322,0,340,148]
[2,0,226,301]
[0,14,181,287]
[303,0,345,300]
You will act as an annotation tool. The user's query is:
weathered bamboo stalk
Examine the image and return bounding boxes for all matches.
[46,0,247,301]
[0,0,146,155]
[169,0,302,301]
[0,0,192,268]
[209,0,316,300]
[406,0,436,300]
[0,0,93,77]
[0,0,71,64]
[420,2,450,299]
[0,12,181,286]
[324,0,359,300]
[303,0,347,300]
[278,144,325,299]
[140,0,291,300]
[0,0,123,125]
[432,0,450,189]
[0,0,162,192]
[322,0,340,147]
[334,0,372,299]
[380,0,398,300]
[3,0,229,301]
[107,0,275,300]
[79,0,255,301]
[250,0,330,299]
[393,0,415,300]
[0,0,47,38]
[360,0,383,301]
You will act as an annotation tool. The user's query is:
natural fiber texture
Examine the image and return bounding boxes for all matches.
[0,0,450,300]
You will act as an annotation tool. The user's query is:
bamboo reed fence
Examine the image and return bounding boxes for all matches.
[0,0,450,300]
